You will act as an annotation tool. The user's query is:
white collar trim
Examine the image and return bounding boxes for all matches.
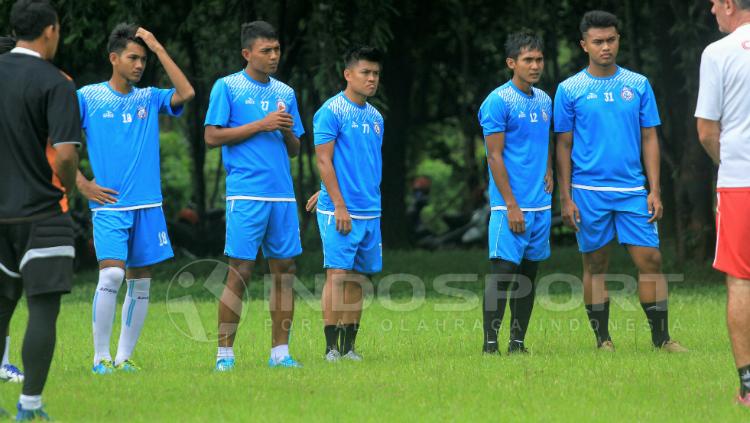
[10,47,42,58]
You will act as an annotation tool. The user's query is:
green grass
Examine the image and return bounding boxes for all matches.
[1,245,744,422]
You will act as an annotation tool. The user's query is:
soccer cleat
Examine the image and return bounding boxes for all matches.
[325,349,341,362]
[598,340,616,352]
[215,357,235,372]
[341,350,363,361]
[15,403,50,421]
[507,340,529,355]
[0,363,24,383]
[268,356,303,368]
[737,392,750,408]
[660,340,688,353]
[115,359,140,373]
[482,341,499,355]
[92,359,115,375]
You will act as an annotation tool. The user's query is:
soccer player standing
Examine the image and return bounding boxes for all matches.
[0,0,80,419]
[204,21,305,370]
[314,46,384,361]
[78,24,194,374]
[478,32,553,355]
[695,0,750,405]
[0,35,26,385]
[554,11,687,352]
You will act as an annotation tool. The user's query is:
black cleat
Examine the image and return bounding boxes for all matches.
[483,341,499,354]
[508,340,529,354]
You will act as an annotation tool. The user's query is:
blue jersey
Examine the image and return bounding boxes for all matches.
[204,71,304,200]
[478,81,552,210]
[78,83,182,210]
[553,66,661,189]
[313,92,384,217]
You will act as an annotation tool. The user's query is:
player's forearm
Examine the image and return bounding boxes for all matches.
[555,134,573,200]
[204,122,265,148]
[316,157,346,208]
[75,169,91,188]
[697,119,721,165]
[54,145,79,194]
[641,132,661,193]
[487,152,518,208]
[155,48,195,106]
[282,130,301,157]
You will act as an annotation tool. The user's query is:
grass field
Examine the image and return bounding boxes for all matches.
[1,245,747,422]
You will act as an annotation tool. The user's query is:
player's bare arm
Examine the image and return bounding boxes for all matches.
[556,131,579,231]
[316,141,351,235]
[135,27,194,107]
[696,118,721,165]
[75,170,118,205]
[641,126,663,222]
[204,111,294,148]
[486,132,525,233]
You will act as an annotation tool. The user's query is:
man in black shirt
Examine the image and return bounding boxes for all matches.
[0,0,81,420]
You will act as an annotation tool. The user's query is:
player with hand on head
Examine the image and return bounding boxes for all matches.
[78,23,194,375]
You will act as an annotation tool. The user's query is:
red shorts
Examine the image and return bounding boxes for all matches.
[715,188,750,280]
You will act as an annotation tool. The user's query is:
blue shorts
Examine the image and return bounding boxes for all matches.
[488,208,551,264]
[317,212,382,274]
[573,188,659,253]
[92,206,174,268]
[225,200,302,260]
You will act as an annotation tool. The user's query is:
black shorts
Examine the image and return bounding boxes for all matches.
[0,212,75,300]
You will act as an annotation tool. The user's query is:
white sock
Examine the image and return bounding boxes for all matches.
[270,344,289,361]
[217,347,234,362]
[2,336,9,366]
[92,267,125,365]
[19,394,42,410]
[115,278,150,365]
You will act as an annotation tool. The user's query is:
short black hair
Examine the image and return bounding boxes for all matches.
[0,36,16,54]
[241,21,277,49]
[736,0,750,10]
[579,10,620,36]
[10,0,58,41]
[107,23,146,54]
[505,31,543,59]
[344,45,383,68]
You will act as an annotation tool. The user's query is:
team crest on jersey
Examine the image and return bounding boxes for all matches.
[351,121,359,129]
[102,111,114,119]
[276,99,286,112]
[518,111,526,119]
[621,86,634,102]
[586,92,598,100]
[245,98,255,105]
[542,110,549,122]
[374,121,381,135]
[137,106,147,119]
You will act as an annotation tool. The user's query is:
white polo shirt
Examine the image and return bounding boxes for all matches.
[695,24,750,188]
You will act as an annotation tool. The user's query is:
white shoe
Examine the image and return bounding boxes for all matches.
[0,364,24,383]
[325,349,341,362]
[341,350,363,361]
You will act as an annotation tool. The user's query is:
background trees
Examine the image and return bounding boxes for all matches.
[0,0,721,263]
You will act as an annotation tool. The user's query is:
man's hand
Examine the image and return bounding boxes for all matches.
[135,27,165,54]
[561,197,580,232]
[506,204,526,233]
[306,191,320,212]
[79,179,118,205]
[544,168,554,194]
[647,191,664,223]
[335,205,352,235]
[260,111,294,132]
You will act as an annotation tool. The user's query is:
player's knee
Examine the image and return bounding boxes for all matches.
[97,267,125,291]
[127,266,152,279]
[636,249,662,273]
